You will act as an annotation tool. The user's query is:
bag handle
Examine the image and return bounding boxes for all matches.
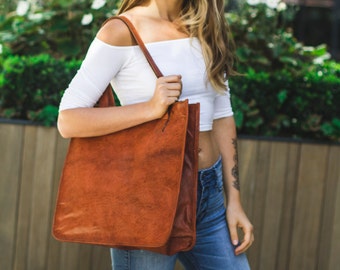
[115,16,164,78]
[99,16,163,107]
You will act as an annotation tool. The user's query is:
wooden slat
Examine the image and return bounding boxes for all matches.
[0,124,23,270]
[26,127,58,270]
[324,146,340,270]
[78,245,92,270]
[317,146,340,269]
[236,139,259,267]
[238,139,258,218]
[47,134,69,270]
[47,233,62,270]
[91,246,111,270]
[276,142,301,270]
[59,242,81,270]
[259,142,289,270]
[245,140,272,270]
[289,143,329,270]
[13,126,38,270]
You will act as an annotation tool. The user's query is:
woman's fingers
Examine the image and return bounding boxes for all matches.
[156,75,182,103]
[226,206,254,256]
[234,224,254,255]
[148,75,183,117]
[161,74,182,83]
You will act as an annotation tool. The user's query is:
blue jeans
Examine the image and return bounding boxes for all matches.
[110,157,250,270]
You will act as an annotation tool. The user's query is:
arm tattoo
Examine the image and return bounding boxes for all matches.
[231,138,240,191]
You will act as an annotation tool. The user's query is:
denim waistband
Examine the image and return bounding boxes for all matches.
[198,156,222,186]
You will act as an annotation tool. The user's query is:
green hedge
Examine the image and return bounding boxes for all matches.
[1,1,339,142]
[0,0,118,59]
[1,53,339,142]
[0,54,81,125]
[230,61,340,142]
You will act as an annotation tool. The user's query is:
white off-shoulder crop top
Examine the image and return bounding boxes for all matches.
[59,37,233,131]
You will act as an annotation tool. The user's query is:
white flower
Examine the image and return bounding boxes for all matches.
[91,0,106,10]
[313,53,331,65]
[81,13,93,25]
[0,44,3,54]
[28,13,43,21]
[16,1,30,16]
[277,2,287,11]
[265,0,280,9]
[247,0,261,5]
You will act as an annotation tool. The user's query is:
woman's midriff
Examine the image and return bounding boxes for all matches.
[198,131,220,170]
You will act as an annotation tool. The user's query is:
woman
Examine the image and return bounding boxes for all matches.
[58,0,254,269]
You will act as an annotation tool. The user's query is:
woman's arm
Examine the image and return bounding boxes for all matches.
[58,75,181,138]
[212,116,254,255]
[57,18,181,138]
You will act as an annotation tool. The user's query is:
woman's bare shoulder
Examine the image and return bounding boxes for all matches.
[96,17,135,46]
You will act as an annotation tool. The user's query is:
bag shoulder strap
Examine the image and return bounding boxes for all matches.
[99,16,163,107]
[114,16,163,78]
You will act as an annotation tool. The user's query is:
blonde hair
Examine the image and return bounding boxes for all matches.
[118,0,237,92]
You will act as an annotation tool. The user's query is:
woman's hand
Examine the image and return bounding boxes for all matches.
[227,202,254,256]
[147,75,182,118]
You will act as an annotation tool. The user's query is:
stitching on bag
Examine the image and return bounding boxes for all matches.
[162,107,172,132]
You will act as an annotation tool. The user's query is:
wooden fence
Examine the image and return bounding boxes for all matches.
[0,122,339,270]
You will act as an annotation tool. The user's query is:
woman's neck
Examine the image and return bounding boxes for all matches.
[147,0,183,21]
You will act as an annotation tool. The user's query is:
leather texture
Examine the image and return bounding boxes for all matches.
[52,16,200,255]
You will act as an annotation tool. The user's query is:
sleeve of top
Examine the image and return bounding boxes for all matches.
[59,38,132,111]
[213,80,234,120]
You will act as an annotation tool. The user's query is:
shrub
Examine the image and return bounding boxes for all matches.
[227,2,331,73]
[0,0,119,59]
[230,61,340,142]
[224,1,340,142]
[1,52,339,142]
[0,1,339,142]
[0,54,81,125]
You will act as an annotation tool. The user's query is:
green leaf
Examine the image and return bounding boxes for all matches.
[28,105,59,126]
[277,90,288,104]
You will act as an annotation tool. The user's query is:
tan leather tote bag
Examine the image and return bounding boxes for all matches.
[52,16,200,255]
